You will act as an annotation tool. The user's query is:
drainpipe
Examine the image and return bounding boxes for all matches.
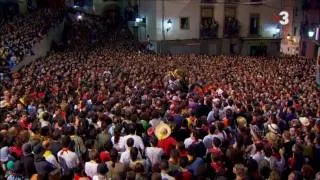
[162,0,165,41]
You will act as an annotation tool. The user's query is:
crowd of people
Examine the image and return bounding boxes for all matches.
[0,10,320,180]
[0,8,65,72]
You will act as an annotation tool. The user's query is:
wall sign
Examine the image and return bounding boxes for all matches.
[279,11,289,25]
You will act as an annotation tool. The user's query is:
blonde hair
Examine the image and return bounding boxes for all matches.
[234,164,247,178]
[268,170,280,180]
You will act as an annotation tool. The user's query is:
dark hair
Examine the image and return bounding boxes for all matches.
[88,149,98,161]
[217,122,224,131]
[130,147,139,161]
[170,149,180,160]
[127,124,136,134]
[150,136,158,146]
[127,138,134,148]
[97,163,108,175]
[52,130,61,140]
[263,146,273,158]
[213,137,221,148]
[209,125,216,134]
[110,148,118,168]
[40,126,50,137]
[114,125,122,144]
[159,160,169,170]
[61,135,71,148]
[179,156,189,168]
[192,129,200,140]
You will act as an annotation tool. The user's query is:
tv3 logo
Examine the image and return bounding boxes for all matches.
[279,11,289,25]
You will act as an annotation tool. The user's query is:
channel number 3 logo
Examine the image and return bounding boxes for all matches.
[279,11,289,25]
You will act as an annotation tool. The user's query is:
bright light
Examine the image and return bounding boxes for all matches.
[275,28,280,34]
[77,14,83,20]
[293,37,297,43]
[167,19,172,29]
[73,5,79,8]
[287,35,291,40]
[308,31,315,38]
[135,18,143,23]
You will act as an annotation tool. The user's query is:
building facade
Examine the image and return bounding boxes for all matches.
[133,0,286,56]
[280,0,303,55]
[300,0,320,59]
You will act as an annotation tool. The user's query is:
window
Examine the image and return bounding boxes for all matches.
[249,14,260,35]
[225,7,237,18]
[200,7,218,38]
[224,6,239,37]
[201,0,216,3]
[180,17,190,29]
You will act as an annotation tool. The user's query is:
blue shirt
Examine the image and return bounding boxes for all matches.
[188,157,204,176]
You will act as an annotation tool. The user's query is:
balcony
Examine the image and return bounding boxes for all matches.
[224,17,240,38]
[200,19,219,39]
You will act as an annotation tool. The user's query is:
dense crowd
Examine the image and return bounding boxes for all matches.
[0,8,64,71]
[0,13,320,180]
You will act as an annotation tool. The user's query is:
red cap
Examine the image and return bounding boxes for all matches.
[100,151,110,162]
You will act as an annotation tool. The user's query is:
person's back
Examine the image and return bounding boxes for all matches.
[145,136,163,167]
[20,143,37,179]
[106,161,126,179]
[106,148,126,180]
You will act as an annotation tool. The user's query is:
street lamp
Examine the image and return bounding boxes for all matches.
[166,19,172,32]
[308,30,315,38]
[135,18,143,23]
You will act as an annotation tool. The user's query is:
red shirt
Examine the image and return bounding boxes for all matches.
[176,170,192,180]
[158,136,177,156]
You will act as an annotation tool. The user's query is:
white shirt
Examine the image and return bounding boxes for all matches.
[92,175,108,180]
[111,136,124,150]
[161,172,175,180]
[57,149,79,169]
[203,134,214,149]
[43,151,60,172]
[184,137,195,149]
[145,147,163,166]
[85,161,98,178]
[119,149,142,166]
[119,134,145,152]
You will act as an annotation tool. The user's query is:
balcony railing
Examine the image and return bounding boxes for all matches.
[200,0,216,3]
[225,0,240,3]
[200,20,219,38]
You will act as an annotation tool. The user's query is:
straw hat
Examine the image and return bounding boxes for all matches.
[236,116,247,128]
[155,122,172,140]
[299,117,310,127]
[268,123,280,134]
